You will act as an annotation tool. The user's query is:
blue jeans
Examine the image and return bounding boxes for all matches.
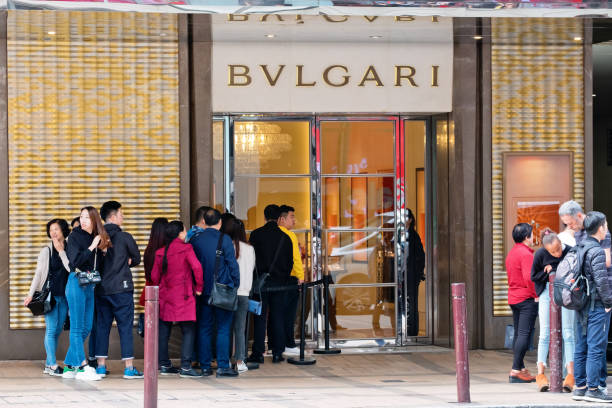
[537,283,577,369]
[574,305,611,388]
[44,295,68,367]
[64,273,95,367]
[601,311,612,388]
[198,296,233,370]
[94,292,135,360]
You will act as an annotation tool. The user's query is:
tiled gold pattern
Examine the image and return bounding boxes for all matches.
[491,18,585,316]
[8,11,180,328]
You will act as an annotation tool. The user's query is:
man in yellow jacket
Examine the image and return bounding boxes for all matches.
[278,205,304,356]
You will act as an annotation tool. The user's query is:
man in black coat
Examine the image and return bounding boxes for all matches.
[95,201,143,379]
[247,204,293,363]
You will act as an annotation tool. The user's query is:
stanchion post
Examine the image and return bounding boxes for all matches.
[288,283,316,365]
[314,275,341,355]
[144,286,159,408]
[451,283,470,404]
[548,273,563,393]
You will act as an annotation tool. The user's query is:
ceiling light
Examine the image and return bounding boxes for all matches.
[47,31,56,35]
[593,94,596,97]
[264,34,276,39]
[573,36,582,42]
[369,35,383,39]
[473,35,483,40]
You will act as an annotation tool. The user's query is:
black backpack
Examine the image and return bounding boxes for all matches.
[553,240,599,310]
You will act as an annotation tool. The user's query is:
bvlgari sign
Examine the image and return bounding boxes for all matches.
[212,15,453,113]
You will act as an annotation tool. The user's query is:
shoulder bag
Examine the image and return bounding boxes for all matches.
[248,239,284,315]
[76,248,101,286]
[27,247,56,316]
[208,233,238,311]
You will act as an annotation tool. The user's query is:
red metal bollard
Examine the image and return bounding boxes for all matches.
[452,283,471,403]
[144,286,159,408]
[548,274,563,393]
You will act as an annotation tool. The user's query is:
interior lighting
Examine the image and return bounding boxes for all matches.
[264,34,276,39]
[573,36,582,42]
[369,35,383,39]
[473,35,483,40]
[47,31,56,35]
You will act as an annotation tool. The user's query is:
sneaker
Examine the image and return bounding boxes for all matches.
[62,366,76,379]
[123,367,144,379]
[179,368,202,378]
[75,366,102,381]
[216,367,238,377]
[48,366,63,377]
[160,366,180,376]
[601,385,609,395]
[87,359,98,369]
[236,361,248,373]
[584,388,612,403]
[95,366,107,378]
[283,347,300,356]
[573,387,587,401]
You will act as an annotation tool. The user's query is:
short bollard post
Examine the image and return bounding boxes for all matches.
[452,283,471,403]
[144,286,159,408]
[548,274,563,393]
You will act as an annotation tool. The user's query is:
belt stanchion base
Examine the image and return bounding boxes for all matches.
[288,282,316,366]
[314,274,341,355]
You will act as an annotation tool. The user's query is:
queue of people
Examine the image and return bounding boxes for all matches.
[506,200,612,403]
[25,201,303,380]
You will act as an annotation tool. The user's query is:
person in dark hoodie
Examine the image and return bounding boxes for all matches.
[186,207,240,377]
[94,201,143,379]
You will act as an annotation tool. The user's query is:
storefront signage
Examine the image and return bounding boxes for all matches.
[212,15,452,113]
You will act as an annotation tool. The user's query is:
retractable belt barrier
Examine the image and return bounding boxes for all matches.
[258,278,324,294]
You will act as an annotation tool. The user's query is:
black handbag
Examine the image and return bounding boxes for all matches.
[27,248,56,316]
[208,233,238,312]
[76,249,101,286]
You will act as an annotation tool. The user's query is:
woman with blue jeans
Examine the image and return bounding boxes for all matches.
[531,229,574,392]
[24,219,71,376]
[63,206,111,381]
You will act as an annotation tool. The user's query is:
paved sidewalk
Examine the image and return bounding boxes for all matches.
[0,349,610,407]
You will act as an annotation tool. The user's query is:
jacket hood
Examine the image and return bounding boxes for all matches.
[185,226,205,243]
[104,223,121,238]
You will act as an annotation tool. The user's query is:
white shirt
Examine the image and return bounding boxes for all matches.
[558,230,576,248]
[236,241,255,296]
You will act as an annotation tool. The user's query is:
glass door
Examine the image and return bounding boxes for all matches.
[316,118,399,345]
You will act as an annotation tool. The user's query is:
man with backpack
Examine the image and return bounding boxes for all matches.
[569,211,612,403]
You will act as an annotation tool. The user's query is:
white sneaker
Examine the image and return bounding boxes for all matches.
[599,386,608,395]
[62,367,76,379]
[236,361,248,373]
[75,365,102,381]
[283,347,300,356]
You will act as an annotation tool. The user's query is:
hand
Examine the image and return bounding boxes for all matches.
[23,296,32,306]
[89,235,101,251]
[535,298,539,302]
[128,258,132,266]
[195,291,202,296]
[52,238,65,252]
[544,265,553,274]
[607,308,611,313]
[298,279,304,284]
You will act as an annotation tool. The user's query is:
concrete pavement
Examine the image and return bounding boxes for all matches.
[0,349,611,407]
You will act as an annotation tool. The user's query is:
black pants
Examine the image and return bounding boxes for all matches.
[159,320,196,370]
[406,281,420,337]
[268,287,287,356]
[284,277,299,348]
[252,293,269,358]
[510,298,538,371]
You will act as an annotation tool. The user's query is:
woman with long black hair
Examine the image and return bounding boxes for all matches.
[139,217,169,307]
[406,208,425,337]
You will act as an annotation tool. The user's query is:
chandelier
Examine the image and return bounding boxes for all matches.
[234,122,292,172]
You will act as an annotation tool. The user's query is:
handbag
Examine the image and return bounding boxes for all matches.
[208,233,238,312]
[27,248,56,316]
[76,249,101,286]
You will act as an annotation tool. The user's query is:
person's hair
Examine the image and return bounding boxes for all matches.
[81,206,112,250]
[100,200,122,222]
[143,218,168,282]
[204,208,222,226]
[558,200,584,218]
[264,204,281,221]
[279,205,295,219]
[512,222,533,244]
[221,214,247,259]
[46,218,70,240]
[407,208,416,232]
[540,228,560,247]
[584,211,607,236]
[162,220,184,276]
[194,206,211,225]
[71,217,80,228]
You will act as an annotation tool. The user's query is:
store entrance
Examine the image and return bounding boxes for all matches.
[212,115,435,347]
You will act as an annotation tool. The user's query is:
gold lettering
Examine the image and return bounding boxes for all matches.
[363,16,378,22]
[395,15,415,22]
[260,14,284,22]
[394,65,417,87]
[323,65,350,87]
[431,65,439,87]
[228,65,252,86]
[228,14,248,21]
[432,15,439,23]
[323,15,349,23]
[296,65,316,87]
[259,65,286,86]
[358,66,384,87]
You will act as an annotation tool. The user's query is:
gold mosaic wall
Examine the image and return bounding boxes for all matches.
[8,11,180,328]
[492,18,585,316]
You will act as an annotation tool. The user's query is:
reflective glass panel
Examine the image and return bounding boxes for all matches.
[327,289,396,339]
[234,121,310,175]
[320,121,394,175]
[234,176,310,231]
[322,177,394,228]
[213,120,225,212]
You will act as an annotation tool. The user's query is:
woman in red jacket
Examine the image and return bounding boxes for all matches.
[151,221,203,377]
[506,222,538,383]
